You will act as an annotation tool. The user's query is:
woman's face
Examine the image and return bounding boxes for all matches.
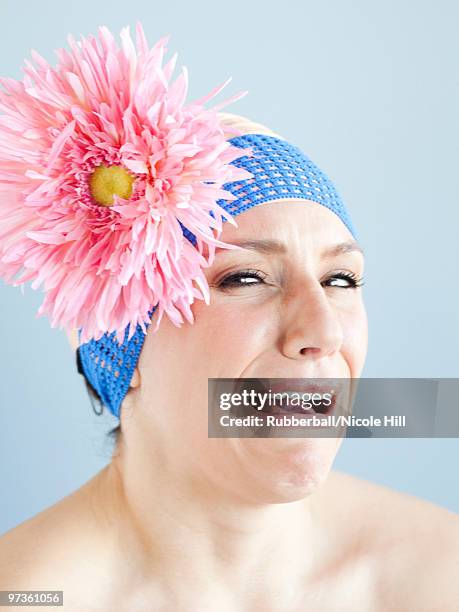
[129,200,368,503]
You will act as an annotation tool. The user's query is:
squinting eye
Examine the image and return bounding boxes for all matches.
[218,269,267,289]
[323,272,364,289]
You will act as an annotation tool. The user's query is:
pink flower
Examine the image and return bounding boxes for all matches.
[0,23,253,343]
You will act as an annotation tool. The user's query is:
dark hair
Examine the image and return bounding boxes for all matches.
[76,348,121,447]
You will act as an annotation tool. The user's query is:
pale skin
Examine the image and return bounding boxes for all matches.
[1,200,458,611]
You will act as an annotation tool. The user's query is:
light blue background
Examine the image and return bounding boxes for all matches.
[1,0,458,534]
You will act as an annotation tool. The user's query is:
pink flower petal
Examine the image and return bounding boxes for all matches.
[0,23,254,341]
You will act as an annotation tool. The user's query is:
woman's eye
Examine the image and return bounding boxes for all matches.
[216,270,363,290]
[217,270,267,289]
[323,272,364,289]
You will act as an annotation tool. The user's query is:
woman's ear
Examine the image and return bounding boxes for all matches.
[130,367,141,389]
[66,328,79,351]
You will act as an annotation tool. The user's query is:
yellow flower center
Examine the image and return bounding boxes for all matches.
[89,165,135,207]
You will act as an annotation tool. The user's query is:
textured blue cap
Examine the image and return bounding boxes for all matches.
[78,133,356,417]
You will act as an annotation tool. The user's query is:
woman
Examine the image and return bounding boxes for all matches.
[0,110,458,611]
[0,19,458,605]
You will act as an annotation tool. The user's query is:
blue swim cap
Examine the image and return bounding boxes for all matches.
[77,133,356,417]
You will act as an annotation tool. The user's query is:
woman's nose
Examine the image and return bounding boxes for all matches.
[279,282,343,361]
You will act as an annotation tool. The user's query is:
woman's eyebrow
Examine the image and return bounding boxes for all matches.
[322,240,365,258]
[216,239,287,254]
[216,239,364,257]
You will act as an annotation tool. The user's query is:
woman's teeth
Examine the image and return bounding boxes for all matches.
[253,392,334,415]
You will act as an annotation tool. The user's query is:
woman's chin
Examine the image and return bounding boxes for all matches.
[238,437,339,503]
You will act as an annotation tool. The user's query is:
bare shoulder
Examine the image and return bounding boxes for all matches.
[0,492,76,587]
[323,471,459,610]
[0,486,96,582]
[0,471,118,609]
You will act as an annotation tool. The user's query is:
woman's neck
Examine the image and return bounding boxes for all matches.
[90,444,326,604]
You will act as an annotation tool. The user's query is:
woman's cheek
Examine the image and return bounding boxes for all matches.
[194,299,277,375]
[339,300,368,377]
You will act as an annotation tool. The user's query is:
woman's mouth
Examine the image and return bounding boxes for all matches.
[234,379,341,417]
